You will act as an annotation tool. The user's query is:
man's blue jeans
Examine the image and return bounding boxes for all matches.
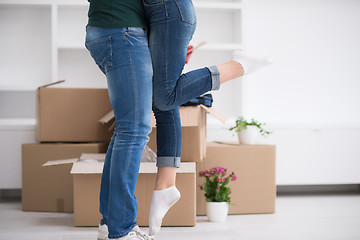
[144,0,221,168]
[85,26,153,239]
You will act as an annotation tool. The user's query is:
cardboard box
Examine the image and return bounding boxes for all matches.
[36,81,113,142]
[196,142,276,215]
[44,156,196,227]
[101,105,227,162]
[22,143,107,212]
[150,106,226,162]
[148,106,208,162]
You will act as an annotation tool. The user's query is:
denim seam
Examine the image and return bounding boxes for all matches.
[108,36,113,70]
[99,139,114,225]
[120,38,131,229]
[113,69,138,238]
[115,35,138,234]
[126,38,140,223]
[171,109,177,161]
[164,18,169,91]
[107,145,132,238]
[164,1,169,18]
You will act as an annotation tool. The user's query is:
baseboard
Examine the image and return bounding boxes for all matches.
[1,186,358,200]
[277,184,359,194]
[0,189,21,199]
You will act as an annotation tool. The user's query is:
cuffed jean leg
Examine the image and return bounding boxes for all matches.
[206,65,221,91]
[152,106,182,168]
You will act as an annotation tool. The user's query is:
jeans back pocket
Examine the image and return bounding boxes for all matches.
[174,0,196,24]
[85,36,113,73]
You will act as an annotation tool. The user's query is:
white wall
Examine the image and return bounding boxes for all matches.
[1,0,360,187]
[223,0,360,185]
[242,0,360,124]
[0,6,51,89]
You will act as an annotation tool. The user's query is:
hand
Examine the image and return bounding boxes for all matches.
[185,45,194,64]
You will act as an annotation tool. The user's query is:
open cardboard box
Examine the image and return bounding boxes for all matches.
[22,142,107,213]
[36,80,113,142]
[100,105,227,162]
[44,154,196,227]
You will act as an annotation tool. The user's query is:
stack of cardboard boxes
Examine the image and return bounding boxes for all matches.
[22,82,203,227]
[22,83,111,214]
[22,82,277,228]
[60,105,212,227]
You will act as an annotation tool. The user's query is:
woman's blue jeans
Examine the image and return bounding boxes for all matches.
[144,0,221,168]
[85,26,153,239]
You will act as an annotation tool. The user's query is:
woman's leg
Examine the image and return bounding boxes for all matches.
[85,26,153,239]
[144,0,215,236]
[149,106,181,236]
[219,51,274,84]
[218,61,245,85]
[152,105,182,190]
[154,166,177,190]
[144,0,273,236]
[144,0,199,236]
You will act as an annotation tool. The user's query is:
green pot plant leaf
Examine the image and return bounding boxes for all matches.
[228,117,272,144]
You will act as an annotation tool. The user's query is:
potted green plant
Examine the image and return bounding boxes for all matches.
[199,167,237,222]
[229,117,271,145]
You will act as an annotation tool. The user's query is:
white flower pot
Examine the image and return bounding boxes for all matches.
[237,125,259,145]
[206,202,229,222]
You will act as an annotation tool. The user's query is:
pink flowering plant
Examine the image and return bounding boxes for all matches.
[199,167,237,204]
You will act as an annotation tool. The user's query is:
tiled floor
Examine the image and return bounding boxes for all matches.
[1,193,360,240]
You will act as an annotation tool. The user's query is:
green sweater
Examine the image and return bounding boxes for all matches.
[87,0,147,29]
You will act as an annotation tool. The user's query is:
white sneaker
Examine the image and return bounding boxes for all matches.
[98,224,155,240]
[98,224,108,240]
[129,226,155,240]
